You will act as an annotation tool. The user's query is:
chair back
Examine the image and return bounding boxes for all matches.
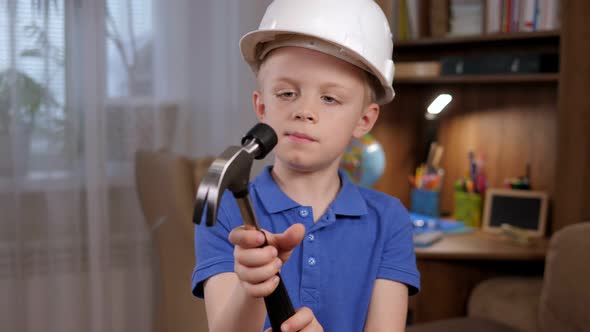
[135,150,214,332]
[538,222,590,332]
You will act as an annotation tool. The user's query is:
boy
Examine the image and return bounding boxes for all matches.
[192,0,420,331]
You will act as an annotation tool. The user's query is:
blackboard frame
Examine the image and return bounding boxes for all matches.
[482,188,549,237]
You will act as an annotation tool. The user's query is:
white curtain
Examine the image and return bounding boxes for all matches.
[0,0,270,331]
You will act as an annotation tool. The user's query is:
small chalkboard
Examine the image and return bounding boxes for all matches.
[482,188,548,237]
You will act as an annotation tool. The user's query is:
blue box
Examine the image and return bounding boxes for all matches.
[411,189,440,217]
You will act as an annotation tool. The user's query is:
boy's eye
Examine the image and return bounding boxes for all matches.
[321,95,338,104]
[276,91,296,99]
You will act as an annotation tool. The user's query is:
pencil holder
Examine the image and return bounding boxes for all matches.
[454,191,482,228]
[411,189,440,217]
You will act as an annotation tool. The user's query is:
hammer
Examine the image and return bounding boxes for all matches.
[193,123,296,330]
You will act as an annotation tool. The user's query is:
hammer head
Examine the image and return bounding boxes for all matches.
[193,123,277,227]
[193,145,250,226]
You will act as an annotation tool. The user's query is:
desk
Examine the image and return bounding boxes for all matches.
[409,231,548,323]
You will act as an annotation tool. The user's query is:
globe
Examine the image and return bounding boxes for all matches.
[340,133,386,188]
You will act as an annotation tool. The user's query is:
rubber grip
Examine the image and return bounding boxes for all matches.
[265,274,296,331]
[259,231,296,330]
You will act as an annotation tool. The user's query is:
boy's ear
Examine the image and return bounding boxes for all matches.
[252,90,266,121]
[352,103,380,138]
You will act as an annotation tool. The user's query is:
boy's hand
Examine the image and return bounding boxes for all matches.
[263,306,324,332]
[229,223,305,298]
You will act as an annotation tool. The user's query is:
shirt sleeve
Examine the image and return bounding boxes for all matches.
[192,191,239,298]
[377,199,421,295]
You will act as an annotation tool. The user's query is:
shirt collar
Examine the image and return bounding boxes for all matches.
[253,166,368,217]
[253,166,300,214]
[332,169,368,217]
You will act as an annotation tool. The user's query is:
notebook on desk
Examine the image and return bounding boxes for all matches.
[410,212,473,247]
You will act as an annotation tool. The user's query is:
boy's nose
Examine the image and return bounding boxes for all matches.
[292,103,318,123]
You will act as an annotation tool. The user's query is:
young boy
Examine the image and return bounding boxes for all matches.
[192,1,420,331]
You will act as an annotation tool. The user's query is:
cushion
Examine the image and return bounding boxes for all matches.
[406,317,518,332]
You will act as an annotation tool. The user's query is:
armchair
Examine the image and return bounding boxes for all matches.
[407,222,590,332]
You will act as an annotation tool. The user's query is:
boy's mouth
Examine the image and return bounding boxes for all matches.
[285,131,317,143]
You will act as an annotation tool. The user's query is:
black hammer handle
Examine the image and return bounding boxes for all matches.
[234,194,296,329]
[265,274,296,330]
[260,233,296,331]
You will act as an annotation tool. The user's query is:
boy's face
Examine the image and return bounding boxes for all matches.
[253,47,379,173]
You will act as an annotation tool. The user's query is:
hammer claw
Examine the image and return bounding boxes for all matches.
[206,191,219,227]
[193,171,221,225]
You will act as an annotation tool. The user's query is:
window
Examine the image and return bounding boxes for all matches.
[106,0,153,98]
[0,0,154,180]
[0,0,67,175]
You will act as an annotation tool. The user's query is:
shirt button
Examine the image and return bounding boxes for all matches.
[308,257,316,266]
[307,233,315,241]
[299,208,309,218]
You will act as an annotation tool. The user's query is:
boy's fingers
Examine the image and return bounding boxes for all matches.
[229,225,266,248]
[230,223,305,264]
[300,322,323,332]
[280,306,315,332]
[267,223,306,252]
[240,275,280,298]
[235,258,282,284]
[234,245,278,267]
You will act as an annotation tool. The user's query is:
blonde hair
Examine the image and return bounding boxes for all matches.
[362,70,379,106]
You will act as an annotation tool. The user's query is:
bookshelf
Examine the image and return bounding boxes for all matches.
[372,0,590,235]
[374,31,559,220]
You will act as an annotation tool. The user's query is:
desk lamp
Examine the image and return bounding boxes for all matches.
[422,93,452,167]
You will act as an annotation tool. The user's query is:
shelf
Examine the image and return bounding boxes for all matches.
[395,73,559,84]
[395,30,561,49]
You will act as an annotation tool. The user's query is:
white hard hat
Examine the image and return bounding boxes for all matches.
[240,0,395,105]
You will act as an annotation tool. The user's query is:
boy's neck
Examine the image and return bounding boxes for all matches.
[270,161,342,222]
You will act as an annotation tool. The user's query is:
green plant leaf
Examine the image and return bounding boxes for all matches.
[0,69,60,124]
[20,48,43,58]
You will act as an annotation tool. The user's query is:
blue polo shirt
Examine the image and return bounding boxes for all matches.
[192,166,420,331]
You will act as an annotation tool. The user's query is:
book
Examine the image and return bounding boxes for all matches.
[397,0,412,40]
[486,0,502,33]
[410,212,472,235]
[450,0,483,36]
[407,0,420,39]
[539,0,560,30]
[430,0,450,37]
[520,0,536,32]
[396,61,441,78]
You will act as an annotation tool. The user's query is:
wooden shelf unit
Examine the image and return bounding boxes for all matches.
[395,73,559,84]
[374,30,560,218]
[373,1,590,235]
[395,30,560,48]
[373,0,590,326]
